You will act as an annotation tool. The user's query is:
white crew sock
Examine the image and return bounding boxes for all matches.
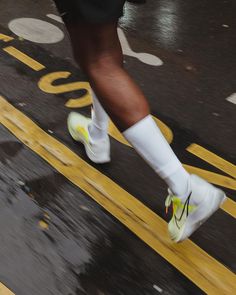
[123,115,190,200]
[89,90,109,141]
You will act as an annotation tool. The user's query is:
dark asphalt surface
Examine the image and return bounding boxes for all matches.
[0,126,203,295]
[0,0,235,294]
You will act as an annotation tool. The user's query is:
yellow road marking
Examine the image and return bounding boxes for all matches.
[38,71,90,94]
[0,34,14,42]
[65,96,93,108]
[187,144,236,179]
[221,197,236,218]
[0,96,236,294]
[184,164,236,191]
[3,46,45,71]
[0,283,14,295]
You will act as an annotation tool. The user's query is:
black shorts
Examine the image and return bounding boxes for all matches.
[53,0,145,24]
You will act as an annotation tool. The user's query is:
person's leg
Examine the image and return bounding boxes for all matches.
[66,21,226,242]
[66,21,150,131]
[66,21,190,199]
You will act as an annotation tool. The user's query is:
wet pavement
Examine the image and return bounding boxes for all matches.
[0,0,235,294]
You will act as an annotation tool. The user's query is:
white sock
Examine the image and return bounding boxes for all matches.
[89,90,109,141]
[123,115,190,200]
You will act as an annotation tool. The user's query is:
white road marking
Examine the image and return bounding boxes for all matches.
[46,13,163,66]
[47,13,64,24]
[117,28,163,66]
[226,93,236,105]
[8,18,64,44]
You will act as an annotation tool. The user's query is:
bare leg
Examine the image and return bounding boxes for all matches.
[66,20,190,199]
[64,20,226,244]
[65,21,150,131]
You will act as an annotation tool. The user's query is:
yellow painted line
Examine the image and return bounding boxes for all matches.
[3,46,45,71]
[0,34,14,42]
[0,283,14,295]
[0,96,236,294]
[38,71,90,93]
[184,164,236,191]
[187,144,236,179]
[221,197,236,218]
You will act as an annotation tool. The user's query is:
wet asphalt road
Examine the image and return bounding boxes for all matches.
[0,0,235,294]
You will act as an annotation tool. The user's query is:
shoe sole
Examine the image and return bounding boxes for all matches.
[174,190,226,243]
[67,115,111,164]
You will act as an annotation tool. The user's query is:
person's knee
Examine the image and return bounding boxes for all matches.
[66,22,123,76]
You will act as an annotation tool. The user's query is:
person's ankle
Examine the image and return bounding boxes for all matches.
[89,123,107,141]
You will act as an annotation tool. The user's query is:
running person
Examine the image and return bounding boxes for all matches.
[53,0,226,242]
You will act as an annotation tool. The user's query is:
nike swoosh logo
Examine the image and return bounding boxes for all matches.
[174,194,192,229]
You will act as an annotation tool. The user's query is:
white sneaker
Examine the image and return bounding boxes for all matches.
[165,174,226,243]
[67,112,111,164]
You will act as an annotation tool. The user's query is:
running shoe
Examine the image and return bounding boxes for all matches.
[67,112,110,164]
[165,174,226,242]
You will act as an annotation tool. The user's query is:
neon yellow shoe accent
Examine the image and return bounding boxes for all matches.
[76,126,89,143]
[166,175,226,242]
[165,195,196,216]
[165,193,197,242]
